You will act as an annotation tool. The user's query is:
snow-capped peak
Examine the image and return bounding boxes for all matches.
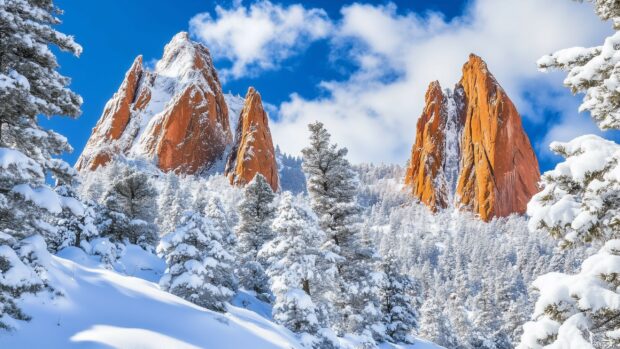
[76,32,232,174]
[155,31,218,89]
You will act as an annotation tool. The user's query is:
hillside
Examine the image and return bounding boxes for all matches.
[0,246,441,349]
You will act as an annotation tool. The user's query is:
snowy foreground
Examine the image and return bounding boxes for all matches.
[0,247,441,349]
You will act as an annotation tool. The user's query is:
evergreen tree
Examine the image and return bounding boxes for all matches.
[205,196,236,253]
[418,295,458,348]
[519,140,620,347]
[519,2,620,346]
[100,168,158,249]
[301,122,383,338]
[48,185,98,252]
[301,122,359,249]
[446,293,473,349]
[158,210,235,312]
[538,0,620,129]
[380,254,420,343]
[260,193,336,334]
[235,174,275,299]
[494,272,526,348]
[528,135,620,248]
[0,0,82,238]
[204,196,237,293]
[157,172,190,234]
[0,233,44,330]
[470,279,500,349]
[274,288,319,334]
[501,296,528,348]
[0,0,81,329]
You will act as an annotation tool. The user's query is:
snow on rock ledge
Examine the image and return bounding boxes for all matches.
[75,32,232,174]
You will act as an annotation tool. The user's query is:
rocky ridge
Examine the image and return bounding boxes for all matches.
[405,54,540,221]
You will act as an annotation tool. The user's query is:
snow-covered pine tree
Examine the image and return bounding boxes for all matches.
[204,196,237,293]
[205,196,236,255]
[0,232,44,330]
[157,172,190,235]
[470,278,500,349]
[0,0,82,239]
[537,0,620,129]
[78,158,128,203]
[418,293,458,348]
[380,254,420,344]
[519,2,620,347]
[158,210,235,312]
[48,185,99,252]
[501,296,528,348]
[235,174,275,299]
[493,271,527,348]
[301,122,359,245]
[0,0,82,330]
[528,135,620,248]
[100,168,158,249]
[301,122,384,339]
[260,192,337,335]
[190,179,211,214]
[519,136,620,348]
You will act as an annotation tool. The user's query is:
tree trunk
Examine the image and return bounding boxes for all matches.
[302,279,311,296]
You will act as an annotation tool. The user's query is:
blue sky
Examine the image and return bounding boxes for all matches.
[48,0,619,171]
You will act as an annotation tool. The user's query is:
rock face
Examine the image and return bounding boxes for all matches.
[404,82,450,211]
[405,54,540,221]
[76,32,232,174]
[225,87,279,192]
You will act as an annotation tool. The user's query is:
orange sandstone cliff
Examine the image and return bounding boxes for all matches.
[225,87,279,192]
[76,32,232,174]
[404,81,450,211]
[405,54,540,221]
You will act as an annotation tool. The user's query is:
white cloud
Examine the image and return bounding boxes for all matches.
[270,0,612,164]
[189,1,331,79]
[539,114,603,159]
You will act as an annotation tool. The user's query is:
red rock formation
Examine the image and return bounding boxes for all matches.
[225,87,279,192]
[405,54,540,221]
[455,54,540,221]
[404,81,449,211]
[75,55,145,171]
[76,32,232,174]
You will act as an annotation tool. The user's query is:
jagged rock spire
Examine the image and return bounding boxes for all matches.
[405,54,540,221]
[225,87,279,192]
[404,81,451,211]
[76,32,232,174]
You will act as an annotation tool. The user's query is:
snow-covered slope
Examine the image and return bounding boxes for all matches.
[0,247,442,349]
[0,249,299,349]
